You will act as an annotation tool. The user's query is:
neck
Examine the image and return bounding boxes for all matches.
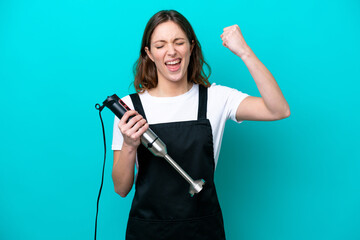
[149,80,193,97]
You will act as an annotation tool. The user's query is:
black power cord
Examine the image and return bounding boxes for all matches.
[94,103,106,240]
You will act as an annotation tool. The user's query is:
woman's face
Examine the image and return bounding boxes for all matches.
[145,21,194,86]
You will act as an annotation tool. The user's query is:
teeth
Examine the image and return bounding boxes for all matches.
[166,59,181,65]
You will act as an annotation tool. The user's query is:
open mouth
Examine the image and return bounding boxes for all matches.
[165,58,182,72]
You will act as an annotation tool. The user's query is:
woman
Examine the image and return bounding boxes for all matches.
[112,10,290,240]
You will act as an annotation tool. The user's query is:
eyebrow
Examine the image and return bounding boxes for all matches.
[152,38,186,44]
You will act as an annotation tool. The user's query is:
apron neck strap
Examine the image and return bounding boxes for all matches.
[197,84,208,120]
[130,93,148,121]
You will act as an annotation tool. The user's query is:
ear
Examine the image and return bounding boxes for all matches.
[145,46,154,62]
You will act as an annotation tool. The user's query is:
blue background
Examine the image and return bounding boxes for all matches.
[1,0,359,239]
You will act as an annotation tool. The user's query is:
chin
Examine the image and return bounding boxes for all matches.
[161,72,186,83]
[168,76,186,83]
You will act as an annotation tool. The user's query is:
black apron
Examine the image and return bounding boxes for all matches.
[126,85,226,240]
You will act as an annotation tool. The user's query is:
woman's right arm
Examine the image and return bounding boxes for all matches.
[112,110,149,197]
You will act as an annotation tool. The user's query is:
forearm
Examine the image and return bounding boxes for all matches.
[112,145,137,197]
[240,46,290,117]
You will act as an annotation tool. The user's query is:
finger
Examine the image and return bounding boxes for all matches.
[119,114,142,134]
[224,24,239,31]
[221,33,229,39]
[126,119,147,139]
[131,123,149,139]
[132,118,147,132]
[120,110,139,124]
[125,114,144,129]
[223,26,233,31]
[119,110,138,125]
[221,30,231,39]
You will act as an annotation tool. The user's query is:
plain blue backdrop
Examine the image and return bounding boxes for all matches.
[1,0,359,239]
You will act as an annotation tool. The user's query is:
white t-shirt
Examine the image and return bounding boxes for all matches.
[112,83,249,169]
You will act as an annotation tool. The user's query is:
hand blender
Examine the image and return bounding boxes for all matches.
[101,94,205,196]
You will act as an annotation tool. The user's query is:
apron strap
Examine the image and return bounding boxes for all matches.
[197,85,208,120]
[130,93,148,121]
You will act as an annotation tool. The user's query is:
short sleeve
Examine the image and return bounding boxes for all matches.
[208,83,250,123]
[111,95,135,151]
[227,88,250,123]
[111,115,123,150]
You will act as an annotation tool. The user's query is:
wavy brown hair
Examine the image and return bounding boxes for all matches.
[133,10,211,93]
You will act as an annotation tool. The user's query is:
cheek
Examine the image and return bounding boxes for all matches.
[183,49,192,63]
[183,47,192,58]
[148,48,162,61]
[152,53,165,66]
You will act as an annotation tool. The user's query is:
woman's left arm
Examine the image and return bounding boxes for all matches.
[221,25,290,121]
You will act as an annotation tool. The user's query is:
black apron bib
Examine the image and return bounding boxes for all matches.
[126,85,226,240]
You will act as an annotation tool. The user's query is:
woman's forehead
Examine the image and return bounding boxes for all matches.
[151,21,187,43]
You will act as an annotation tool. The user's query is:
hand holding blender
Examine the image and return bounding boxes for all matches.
[103,94,205,196]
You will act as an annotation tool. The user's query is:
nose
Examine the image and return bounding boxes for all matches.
[167,44,176,56]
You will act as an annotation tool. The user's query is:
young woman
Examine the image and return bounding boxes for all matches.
[111,10,290,240]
